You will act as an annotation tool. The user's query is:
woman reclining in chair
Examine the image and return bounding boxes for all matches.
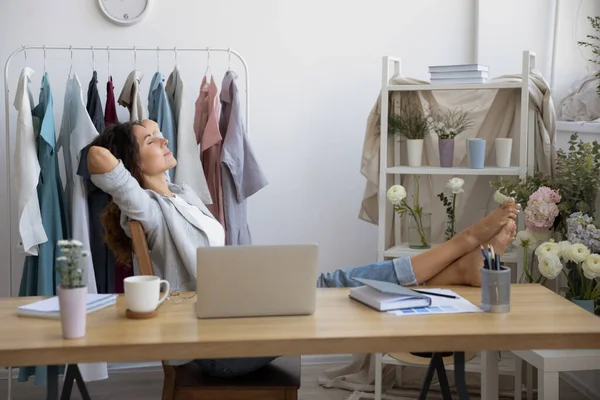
[87,119,519,379]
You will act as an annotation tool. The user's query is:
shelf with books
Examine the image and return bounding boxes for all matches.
[385,166,521,176]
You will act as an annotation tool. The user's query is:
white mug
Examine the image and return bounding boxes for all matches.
[124,276,170,313]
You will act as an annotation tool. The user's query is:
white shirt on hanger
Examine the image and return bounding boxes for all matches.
[14,67,47,255]
[57,73,107,382]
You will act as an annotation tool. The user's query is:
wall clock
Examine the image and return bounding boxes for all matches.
[98,0,152,26]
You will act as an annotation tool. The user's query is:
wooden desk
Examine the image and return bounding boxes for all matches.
[1,285,599,399]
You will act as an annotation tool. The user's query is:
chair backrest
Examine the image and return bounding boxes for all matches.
[128,220,155,276]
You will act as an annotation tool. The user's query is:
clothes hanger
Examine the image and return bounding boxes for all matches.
[202,47,211,92]
[173,46,178,69]
[22,45,27,67]
[68,45,74,78]
[134,46,137,70]
[107,46,112,79]
[156,46,160,72]
[91,45,96,73]
[43,45,47,74]
[227,47,232,72]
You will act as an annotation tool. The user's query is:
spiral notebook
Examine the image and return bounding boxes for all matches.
[349,278,431,311]
[17,294,118,319]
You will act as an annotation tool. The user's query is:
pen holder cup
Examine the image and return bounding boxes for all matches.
[480,266,510,314]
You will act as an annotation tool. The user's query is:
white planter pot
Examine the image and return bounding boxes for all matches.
[406,139,424,167]
[58,286,87,339]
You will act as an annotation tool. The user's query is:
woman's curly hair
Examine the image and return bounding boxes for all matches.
[89,122,144,267]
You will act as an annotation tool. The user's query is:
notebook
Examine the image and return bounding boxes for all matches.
[349,278,431,311]
[17,294,118,319]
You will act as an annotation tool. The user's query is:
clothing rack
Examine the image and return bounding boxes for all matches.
[3,45,250,298]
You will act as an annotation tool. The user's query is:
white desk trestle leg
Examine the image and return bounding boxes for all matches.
[375,353,383,400]
[481,350,500,399]
[538,371,559,400]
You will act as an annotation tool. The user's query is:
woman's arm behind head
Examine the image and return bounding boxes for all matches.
[88,145,119,175]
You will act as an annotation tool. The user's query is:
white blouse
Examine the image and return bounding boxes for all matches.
[171,195,225,247]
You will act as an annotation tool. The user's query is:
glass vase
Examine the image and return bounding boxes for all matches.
[408,212,431,249]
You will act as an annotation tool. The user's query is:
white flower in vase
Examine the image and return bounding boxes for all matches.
[535,241,560,258]
[387,185,407,205]
[446,177,464,194]
[582,254,600,279]
[569,243,591,263]
[537,254,563,280]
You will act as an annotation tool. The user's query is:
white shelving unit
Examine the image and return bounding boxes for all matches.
[377,50,536,265]
[373,51,537,400]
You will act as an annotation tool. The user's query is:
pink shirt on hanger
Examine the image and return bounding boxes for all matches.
[193,76,225,228]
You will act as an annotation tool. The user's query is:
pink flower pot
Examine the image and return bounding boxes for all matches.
[438,139,454,167]
[58,286,87,339]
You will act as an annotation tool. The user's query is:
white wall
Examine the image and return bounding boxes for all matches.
[0,0,597,298]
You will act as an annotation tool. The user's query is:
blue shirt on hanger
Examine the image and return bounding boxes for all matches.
[18,72,69,386]
[148,71,177,181]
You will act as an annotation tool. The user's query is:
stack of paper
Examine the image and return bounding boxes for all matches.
[17,294,118,319]
[349,278,431,311]
[429,64,489,84]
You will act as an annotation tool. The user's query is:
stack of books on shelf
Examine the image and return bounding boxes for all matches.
[428,64,489,85]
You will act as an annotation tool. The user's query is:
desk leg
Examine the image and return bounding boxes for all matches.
[61,364,92,400]
[454,352,469,400]
[374,353,383,400]
[47,366,59,400]
[481,351,499,400]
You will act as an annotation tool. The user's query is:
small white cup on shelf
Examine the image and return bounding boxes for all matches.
[495,138,513,168]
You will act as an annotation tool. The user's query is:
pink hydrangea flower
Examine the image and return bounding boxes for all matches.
[529,186,561,204]
[524,200,559,231]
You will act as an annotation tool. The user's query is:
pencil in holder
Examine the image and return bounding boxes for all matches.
[480,265,510,313]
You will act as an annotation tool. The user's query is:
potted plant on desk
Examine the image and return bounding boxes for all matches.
[388,105,430,167]
[430,107,473,167]
[56,240,88,339]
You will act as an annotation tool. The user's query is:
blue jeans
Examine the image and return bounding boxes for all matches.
[196,257,416,378]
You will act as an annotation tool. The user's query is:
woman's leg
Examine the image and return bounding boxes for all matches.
[410,200,519,284]
[196,356,278,379]
[427,220,516,286]
[317,200,518,288]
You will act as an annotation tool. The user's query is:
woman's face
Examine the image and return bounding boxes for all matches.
[132,120,177,176]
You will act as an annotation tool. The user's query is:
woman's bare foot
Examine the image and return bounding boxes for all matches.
[427,221,516,287]
[461,200,519,249]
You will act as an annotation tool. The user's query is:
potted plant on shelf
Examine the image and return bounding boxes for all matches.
[388,105,430,167]
[56,240,88,339]
[437,177,465,241]
[387,175,431,249]
[430,107,473,167]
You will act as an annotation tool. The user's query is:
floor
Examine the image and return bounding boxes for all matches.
[0,363,589,400]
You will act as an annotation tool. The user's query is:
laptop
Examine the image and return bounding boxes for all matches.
[195,244,318,319]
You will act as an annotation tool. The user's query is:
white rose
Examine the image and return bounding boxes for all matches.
[582,254,600,279]
[57,240,69,246]
[387,185,407,205]
[537,254,563,279]
[446,177,465,194]
[558,241,573,261]
[516,230,536,248]
[493,190,511,204]
[535,241,560,257]
[569,243,591,263]
[70,239,83,247]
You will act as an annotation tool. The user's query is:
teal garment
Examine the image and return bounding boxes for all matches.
[18,73,69,386]
[148,72,176,180]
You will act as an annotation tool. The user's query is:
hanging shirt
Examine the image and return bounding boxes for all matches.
[219,71,268,245]
[118,70,146,122]
[80,71,114,294]
[13,67,47,255]
[86,70,105,133]
[166,65,212,205]
[170,196,224,246]
[105,76,118,126]
[148,71,177,181]
[17,72,69,386]
[194,76,224,227]
[57,74,108,383]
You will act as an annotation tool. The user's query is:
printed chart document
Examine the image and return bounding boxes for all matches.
[387,288,482,316]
